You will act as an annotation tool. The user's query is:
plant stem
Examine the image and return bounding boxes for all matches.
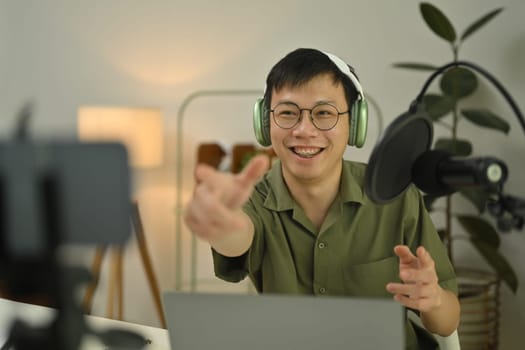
[446,57,460,265]
[435,120,453,131]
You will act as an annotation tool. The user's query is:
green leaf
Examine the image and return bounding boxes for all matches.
[392,63,439,71]
[434,138,472,156]
[440,67,478,99]
[420,3,457,43]
[470,239,518,293]
[422,94,454,120]
[457,215,500,247]
[460,8,504,43]
[461,109,510,134]
[459,188,490,213]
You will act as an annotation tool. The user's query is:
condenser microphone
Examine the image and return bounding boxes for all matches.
[364,105,509,203]
[412,150,508,196]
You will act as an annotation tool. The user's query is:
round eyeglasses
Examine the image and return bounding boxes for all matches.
[270,102,349,131]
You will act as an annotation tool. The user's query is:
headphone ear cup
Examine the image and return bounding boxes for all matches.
[348,98,368,148]
[253,98,272,146]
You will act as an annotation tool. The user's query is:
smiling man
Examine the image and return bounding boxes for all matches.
[184,48,460,350]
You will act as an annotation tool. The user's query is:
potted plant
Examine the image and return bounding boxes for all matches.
[393,3,518,349]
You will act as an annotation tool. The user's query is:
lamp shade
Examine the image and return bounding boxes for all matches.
[78,106,163,168]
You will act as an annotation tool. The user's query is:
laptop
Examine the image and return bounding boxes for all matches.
[162,291,405,350]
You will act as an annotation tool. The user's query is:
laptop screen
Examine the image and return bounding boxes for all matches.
[163,292,404,350]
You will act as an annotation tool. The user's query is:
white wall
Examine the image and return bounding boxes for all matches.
[0,1,7,126]
[2,0,524,348]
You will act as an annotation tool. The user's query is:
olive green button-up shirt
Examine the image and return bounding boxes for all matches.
[213,159,457,349]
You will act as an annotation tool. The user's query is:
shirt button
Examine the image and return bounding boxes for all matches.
[319,287,326,294]
[318,242,326,249]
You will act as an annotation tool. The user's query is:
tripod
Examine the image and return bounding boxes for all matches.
[82,201,167,328]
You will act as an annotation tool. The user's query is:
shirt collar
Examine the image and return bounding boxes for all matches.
[263,160,294,211]
[263,159,366,211]
[339,160,367,205]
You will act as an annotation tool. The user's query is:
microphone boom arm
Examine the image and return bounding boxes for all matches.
[488,193,525,232]
[413,61,525,137]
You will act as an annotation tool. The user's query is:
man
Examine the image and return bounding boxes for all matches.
[184,48,460,349]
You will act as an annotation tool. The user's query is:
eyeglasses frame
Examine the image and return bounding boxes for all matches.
[270,102,350,131]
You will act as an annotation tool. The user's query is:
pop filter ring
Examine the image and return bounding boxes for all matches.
[365,106,433,204]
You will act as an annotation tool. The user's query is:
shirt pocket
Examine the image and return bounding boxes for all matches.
[344,256,399,297]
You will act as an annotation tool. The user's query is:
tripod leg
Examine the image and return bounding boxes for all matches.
[106,247,122,319]
[115,246,124,320]
[131,201,167,328]
[83,246,107,314]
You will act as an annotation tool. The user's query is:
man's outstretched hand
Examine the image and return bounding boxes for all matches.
[386,245,443,313]
[184,154,269,244]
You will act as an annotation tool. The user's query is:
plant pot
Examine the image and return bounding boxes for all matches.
[456,268,501,350]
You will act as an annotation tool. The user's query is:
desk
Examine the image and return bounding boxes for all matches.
[0,298,170,349]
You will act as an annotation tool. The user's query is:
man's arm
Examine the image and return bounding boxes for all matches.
[207,210,254,257]
[184,155,269,257]
[386,245,460,336]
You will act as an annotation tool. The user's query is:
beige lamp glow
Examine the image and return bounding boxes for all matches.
[77,106,163,168]
[77,105,166,328]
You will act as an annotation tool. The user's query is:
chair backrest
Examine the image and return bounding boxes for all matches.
[407,310,461,350]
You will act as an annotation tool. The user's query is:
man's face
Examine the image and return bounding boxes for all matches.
[270,73,349,185]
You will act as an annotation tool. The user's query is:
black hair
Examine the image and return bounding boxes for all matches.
[263,48,359,112]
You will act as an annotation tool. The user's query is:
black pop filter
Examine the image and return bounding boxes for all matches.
[365,107,433,204]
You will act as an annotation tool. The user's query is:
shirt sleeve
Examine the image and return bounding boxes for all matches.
[212,189,266,287]
[212,248,249,283]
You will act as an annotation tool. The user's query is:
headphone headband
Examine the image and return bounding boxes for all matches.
[322,51,364,98]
